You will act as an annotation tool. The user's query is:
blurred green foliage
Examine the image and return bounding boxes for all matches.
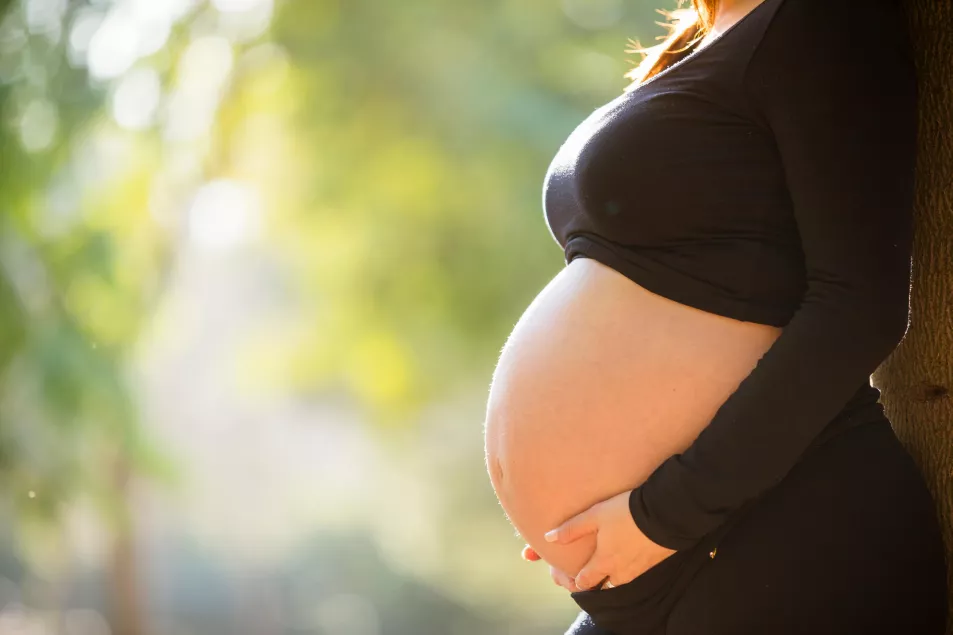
[0,0,686,631]
[0,0,675,515]
[0,0,170,526]
[250,0,673,424]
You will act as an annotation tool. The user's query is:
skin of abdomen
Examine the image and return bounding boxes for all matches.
[483,257,783,578]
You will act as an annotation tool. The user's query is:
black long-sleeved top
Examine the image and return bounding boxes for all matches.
[542,0,917,551]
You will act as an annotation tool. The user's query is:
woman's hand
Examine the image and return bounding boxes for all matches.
[543,489,678,591]
[521,545,584,592]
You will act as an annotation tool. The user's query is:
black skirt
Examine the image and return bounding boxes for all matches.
[565,418,948,635]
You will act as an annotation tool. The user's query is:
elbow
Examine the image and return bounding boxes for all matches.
[869,293,910,354]
[846,269,912,352]
[829,283,911,357]
[886,306,910,348]
[808,260,912,356]
[893,296,911,340]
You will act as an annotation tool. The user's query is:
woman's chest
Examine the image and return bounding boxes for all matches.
[543,79,792,249]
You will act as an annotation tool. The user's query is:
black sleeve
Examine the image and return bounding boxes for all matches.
[627,0,918,551]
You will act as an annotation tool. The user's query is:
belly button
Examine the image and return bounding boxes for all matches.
[487,455,505,487]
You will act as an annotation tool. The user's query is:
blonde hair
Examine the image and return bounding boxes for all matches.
[623,0,719,92]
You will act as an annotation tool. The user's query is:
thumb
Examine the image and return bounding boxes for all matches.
[544,508,598,545]
[574,562,609,593]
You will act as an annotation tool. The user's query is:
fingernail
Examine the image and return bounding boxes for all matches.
[544,530,557,542]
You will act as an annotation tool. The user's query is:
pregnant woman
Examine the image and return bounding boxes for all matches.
[483,0,949,633]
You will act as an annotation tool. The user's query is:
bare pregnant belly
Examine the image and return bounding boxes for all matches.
[483,257,783,578]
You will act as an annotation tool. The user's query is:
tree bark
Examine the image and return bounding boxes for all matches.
[873,1,953,630]
[109,459,147,635]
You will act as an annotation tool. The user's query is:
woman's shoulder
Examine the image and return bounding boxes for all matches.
[754,0,908,51]
[744,0,914,94]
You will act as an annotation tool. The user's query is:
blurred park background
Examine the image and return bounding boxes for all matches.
[0,0,683,633]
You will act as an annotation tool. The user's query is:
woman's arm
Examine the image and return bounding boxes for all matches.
[628,0,919,551]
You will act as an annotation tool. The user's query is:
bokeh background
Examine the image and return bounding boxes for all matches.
[0,0,683,633]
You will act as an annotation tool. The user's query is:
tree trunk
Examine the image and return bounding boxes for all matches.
[109,459,147,635]
[873,1,953,630]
